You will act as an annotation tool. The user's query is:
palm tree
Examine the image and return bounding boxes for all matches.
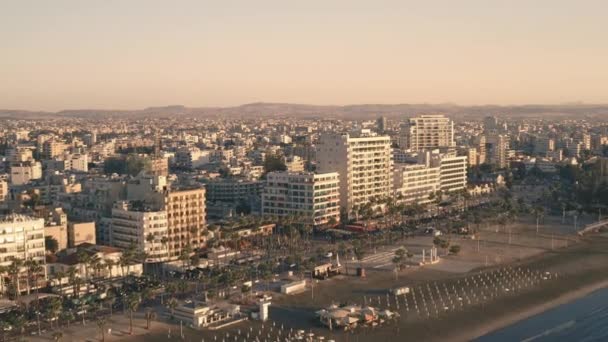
[76,250,91,280]
[141,287,154,306]
[52,331,63,342]
[53,270,66,295]
[166,297,178,320]
[146,233,155,260]
[44,297,62,329]
[0,320,10,341]
[144,308,157,330]
[105,290,116,317]
[105,259,116,278]
[8,258,23,299]
[67,266,79,297]
[96,317,107,342]
[60,310,75,328]
[532,205,545,234]
[89,254,102,279]
[127,293,141,335]
[26,260,44,301]
[160,236,169,261]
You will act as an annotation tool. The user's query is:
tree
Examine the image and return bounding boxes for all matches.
[434,237,450,256]
[392,247,407,278]
[76,250,91,280]
[96,317,107,342]
[44,297,62,329]
[144,308,157,330]
[127,293,141,335]
[45,236,60,254]
[263,153,287,175]
[439,239,450,255]
[105,259,116,278]
[449,245,461,255]
[8,258,23,299]
[532,205,545,234]
[52,331,64,342]
[166,297,178,320]
[67,266,80,298]
[105,291,116,317]
[352,240,366,267]
[60,310,75,328]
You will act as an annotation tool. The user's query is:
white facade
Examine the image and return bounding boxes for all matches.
[487,134,509,168]
[393,164,440,205]
[10,161,42,185]
[0,215,46,294]
[402,115,454,150]
[65,153,89,172]
[0,179,7,203]
[316,130,392,217]
[111,201,169,262]
[434,154,468,193]
[262,171,340,227]
[176,147,212,168]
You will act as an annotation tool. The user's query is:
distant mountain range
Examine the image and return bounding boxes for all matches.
[1,102,608,120]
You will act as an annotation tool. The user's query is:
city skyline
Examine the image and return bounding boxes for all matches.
[2,0,608,111]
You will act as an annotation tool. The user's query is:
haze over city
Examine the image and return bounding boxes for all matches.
[2,0,608,111]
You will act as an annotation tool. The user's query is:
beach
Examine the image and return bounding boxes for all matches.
[31,223,608,342]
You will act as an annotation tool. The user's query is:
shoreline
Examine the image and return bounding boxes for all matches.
[459,278,608,341]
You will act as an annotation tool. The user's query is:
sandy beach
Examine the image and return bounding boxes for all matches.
[31,221,608,342]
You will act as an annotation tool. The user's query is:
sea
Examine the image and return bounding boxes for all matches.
[476,287,608,342]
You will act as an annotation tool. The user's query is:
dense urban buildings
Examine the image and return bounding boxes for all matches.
[3,108,608,341]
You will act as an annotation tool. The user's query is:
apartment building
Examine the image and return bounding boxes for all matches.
[316,130,392,217]
[285,155,305,172]
[393,164,440,205]
[401,115,454,150]
[162,187,207,258]
[10,161,42,185]
[205,179,263,203]
[0,179,7,203]
[111,201,169,262]
[175,147,212,169]
[486,134,509,169]
[262,171,340,227]
[42,140,68,160]
[435,154,468,193]
[0,215,46,294]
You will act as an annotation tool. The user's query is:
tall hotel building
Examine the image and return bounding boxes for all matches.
[316,129,392,218]
[262,171,340,227]
[401,114,455,150]
[0,215,46,294]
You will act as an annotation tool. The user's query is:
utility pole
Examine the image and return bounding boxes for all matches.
[311,272,314,300]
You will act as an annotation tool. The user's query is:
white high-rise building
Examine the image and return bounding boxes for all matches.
[393,164,440,205]
[262,171,340,227]
[486,134,509,169]
[0,215,46,294]
[111,201,169,262]
[401,115,454,150]
[413,150,468,193]
[316,130,392,217]
[434,153,468,193]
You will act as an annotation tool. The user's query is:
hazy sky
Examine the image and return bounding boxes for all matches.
[2,0,607,111]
